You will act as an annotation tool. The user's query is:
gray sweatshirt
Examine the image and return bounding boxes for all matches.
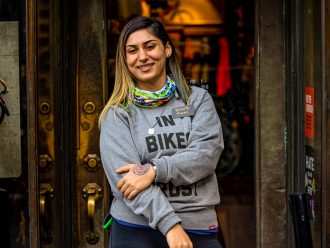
[100,86,224,236]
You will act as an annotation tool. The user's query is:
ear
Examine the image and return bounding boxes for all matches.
[165,42,172,58]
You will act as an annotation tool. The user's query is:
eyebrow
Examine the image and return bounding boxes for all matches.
[126,39,158,48]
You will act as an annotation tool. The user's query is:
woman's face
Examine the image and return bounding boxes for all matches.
[125,28,172,91]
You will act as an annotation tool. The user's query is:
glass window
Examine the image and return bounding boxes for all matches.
[304,0,322,246]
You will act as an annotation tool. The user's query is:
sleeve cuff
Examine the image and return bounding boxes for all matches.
[152,159,168,183]
[158,212,182,235]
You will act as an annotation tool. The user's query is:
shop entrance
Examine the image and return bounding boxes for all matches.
[26,0,255,247]
[105,1,256,247]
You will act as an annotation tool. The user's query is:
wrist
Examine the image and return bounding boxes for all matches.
[149,160,157,176]
[166,223,184,237]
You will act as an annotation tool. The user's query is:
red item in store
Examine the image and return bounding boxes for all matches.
[216,37,232,96]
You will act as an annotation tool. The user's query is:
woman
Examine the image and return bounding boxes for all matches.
[99,16,224,248]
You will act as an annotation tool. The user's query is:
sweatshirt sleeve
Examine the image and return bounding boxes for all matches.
[100,106,181,235]
[153,90,224,186]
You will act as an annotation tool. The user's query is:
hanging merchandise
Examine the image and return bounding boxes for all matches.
[216,37,232,96]
[0,79,10,124]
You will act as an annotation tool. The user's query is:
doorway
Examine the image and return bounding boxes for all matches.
[105,1,256,247]
[25,0,255,247]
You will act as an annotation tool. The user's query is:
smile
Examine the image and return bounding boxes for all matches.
[137,64,153,71]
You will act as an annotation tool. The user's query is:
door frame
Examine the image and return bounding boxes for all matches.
[27,0,288,247]
[323,0,330,246]
[255,0,287,247]
[27,0,39,246]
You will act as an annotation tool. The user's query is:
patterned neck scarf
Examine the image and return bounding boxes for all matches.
[131,77,176,108]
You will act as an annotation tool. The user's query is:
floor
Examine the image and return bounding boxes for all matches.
[217,174,256,248]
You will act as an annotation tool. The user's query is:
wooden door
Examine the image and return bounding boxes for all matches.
[34,0,110,247]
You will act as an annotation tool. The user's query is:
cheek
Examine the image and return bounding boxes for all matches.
[153,49,166,60]
[158,55,167,67]
[126,55,136,68]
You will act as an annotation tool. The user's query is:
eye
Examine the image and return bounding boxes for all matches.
[146,45,156,51]
[126,48,138,54]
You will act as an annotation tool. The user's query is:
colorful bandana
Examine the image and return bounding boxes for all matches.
[131,78,176,108]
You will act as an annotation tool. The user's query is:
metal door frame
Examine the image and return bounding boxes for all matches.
[26,0,81,246]
[27,0,39,246]
[322,0,330,246]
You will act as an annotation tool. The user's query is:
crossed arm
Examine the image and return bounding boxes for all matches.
[116,163,156,200]
[116,91,223,199]
[100,107,193,248]
[101,91,222,248]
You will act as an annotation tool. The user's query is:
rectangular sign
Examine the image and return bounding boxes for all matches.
[305,146,315,221]
[305,87,314,139]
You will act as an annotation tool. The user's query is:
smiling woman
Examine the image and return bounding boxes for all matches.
[125,29,171,91]
[99,16,224,248]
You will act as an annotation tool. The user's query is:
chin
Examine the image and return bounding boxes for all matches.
[137,75,155,84]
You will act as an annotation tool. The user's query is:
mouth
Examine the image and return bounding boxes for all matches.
[137,63,153,72]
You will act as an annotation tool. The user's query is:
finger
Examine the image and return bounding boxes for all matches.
[124,186,134,198]
[117,179,125,189]
[120,183,130,194]
[127,189,139,200]
[116,164,133,173]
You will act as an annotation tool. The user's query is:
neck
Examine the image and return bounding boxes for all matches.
[131,77,176,108]
[136,76,167,92]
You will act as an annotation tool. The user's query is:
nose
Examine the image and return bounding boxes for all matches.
[138,49,148,61]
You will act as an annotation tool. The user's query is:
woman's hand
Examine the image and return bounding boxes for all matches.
[116,163,156,200]
[166,224,193,248]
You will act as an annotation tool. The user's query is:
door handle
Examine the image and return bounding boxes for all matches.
[82,183,102,244]
[39,183,54,244]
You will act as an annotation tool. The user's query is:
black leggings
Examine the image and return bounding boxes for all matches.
[108,220,223,248]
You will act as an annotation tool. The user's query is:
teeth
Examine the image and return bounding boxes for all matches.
[139,65,152,71]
